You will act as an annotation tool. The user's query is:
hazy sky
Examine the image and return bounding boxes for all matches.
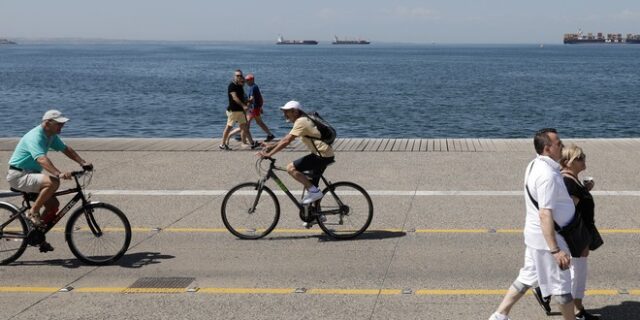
[2,0,640,43]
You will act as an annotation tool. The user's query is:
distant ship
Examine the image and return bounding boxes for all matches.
[564,29,640,44]
[276,35,318,45]
[332,36,370,45]
[0,38,16,45]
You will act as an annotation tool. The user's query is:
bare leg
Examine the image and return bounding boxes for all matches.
[221,125,233,146]
[240,122,254,145]
[255,117,273,136]
[287,163,313,189]
[31,176,59,216]
[558,300,576,320]
[494,286,526,316]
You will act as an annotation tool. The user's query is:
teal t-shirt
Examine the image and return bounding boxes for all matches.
[8,125,66,172]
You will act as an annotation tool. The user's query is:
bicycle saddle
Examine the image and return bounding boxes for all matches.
[10,188,39,201]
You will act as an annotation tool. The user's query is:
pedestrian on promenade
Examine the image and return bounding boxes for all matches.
[229,73,275,143]
[6,110,92,252]
[489,128,576,320]
[257,100,334,207]
[560,145,601,320]
[531,144,603,320]
[220,69,259,150]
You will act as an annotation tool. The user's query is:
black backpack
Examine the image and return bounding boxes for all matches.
[305,112,336,145]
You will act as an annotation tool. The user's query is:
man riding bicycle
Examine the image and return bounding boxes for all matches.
[6,110,91,252]
[258,100,334,205]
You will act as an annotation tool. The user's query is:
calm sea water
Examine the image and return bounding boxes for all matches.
[1,42,639,138]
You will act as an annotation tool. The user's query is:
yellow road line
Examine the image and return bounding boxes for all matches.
[307,289,401,295]
[198,288,294,294]
[25,227,640,234]
[0,287,59,293]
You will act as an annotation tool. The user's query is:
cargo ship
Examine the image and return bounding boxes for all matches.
[332,36,370,45]
[564,30,640,44]
[0,38,16,45]
[276,35,318,45]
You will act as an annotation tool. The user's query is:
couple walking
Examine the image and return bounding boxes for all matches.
[219,70,275,150]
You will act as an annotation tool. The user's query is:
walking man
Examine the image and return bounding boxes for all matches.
[229,73,275,142]
[6,110,92,252]
[220,69,259,150]
[489,128,576,320]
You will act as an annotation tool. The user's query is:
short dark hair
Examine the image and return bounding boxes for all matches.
[534,128,557,154]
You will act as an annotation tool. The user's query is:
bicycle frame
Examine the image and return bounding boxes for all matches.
[256,158,346,216]
[0,172,96,235]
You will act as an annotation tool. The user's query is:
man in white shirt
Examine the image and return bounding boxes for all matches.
[489,128,576,320]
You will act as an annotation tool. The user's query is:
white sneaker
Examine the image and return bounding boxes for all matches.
[488,312,511,320]
[302,190,323,204]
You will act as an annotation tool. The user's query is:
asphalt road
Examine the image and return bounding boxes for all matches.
[0,139,638,320]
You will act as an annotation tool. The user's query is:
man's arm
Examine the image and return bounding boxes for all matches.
[36,156,63,177]
[62,146,88,166]
[259,134,296,158]
[540,208,571,270]
[230,92,248,110]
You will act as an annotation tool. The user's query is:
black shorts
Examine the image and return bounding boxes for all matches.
[293,154,335,186]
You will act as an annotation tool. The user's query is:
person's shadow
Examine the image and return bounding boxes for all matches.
[10,251,174,269]
[263,230,407,241]
[591,300,640,319]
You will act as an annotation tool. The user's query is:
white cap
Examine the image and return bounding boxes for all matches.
[42,109,69,123]
[280,100,303,110]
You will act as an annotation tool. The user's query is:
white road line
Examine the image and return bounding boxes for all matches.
[2,190,640,197]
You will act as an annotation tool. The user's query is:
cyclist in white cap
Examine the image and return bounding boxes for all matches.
[6,110,91,252]
[258,100,334,205]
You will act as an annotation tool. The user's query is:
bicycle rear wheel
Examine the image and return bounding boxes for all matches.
[317,182,373,239]
[0,203,27,265]
[65,203,131,265]
[221,182,280,239]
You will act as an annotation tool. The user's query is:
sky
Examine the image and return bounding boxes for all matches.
[2,0,640,44]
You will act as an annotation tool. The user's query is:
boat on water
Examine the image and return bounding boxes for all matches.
[332,36,370,45]
[564,29,640,44]
[0,38,17,45]
[276,35,318,45]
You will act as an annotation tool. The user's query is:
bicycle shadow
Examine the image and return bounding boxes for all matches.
[10,251,174,269]
[590,300,640,319]
[264,230,407,241]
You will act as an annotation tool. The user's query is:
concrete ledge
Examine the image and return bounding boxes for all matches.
[1,138,640,152]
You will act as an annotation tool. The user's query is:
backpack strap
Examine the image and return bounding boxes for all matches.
[525,161,562,232]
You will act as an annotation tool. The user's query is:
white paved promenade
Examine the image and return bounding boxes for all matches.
[0,138,638,320]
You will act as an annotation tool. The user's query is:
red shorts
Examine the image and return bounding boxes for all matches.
[248,107,262,120]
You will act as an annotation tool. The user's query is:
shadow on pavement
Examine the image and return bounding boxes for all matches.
[10,251,175,269]
[591,300,640,319]
[263,230,407,241]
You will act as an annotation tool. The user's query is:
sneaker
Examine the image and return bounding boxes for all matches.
[251,141,261,149]
[265,134,275,142]
[219,144,231,151]
[488,312,511,320]
[26,211,42,226]
[532,286,552,315]
[302,190,323,204]
[39,241,54,253]
[575,309,600,320]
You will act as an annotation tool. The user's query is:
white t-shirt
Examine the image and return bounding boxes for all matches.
[523,155,575,250]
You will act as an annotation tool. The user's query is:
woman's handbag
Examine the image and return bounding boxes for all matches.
[589,224,604,251]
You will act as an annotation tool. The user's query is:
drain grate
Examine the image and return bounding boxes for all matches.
[123,277,195,294]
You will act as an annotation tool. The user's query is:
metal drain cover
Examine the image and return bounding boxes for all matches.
[123,277,195,294]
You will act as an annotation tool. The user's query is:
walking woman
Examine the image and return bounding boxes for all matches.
[560,144,603,320]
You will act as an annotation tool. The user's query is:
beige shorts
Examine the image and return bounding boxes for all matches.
[6,169,44,193]
[226,110,247,126]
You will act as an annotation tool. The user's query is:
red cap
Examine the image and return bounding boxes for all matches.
[245,74,255,80]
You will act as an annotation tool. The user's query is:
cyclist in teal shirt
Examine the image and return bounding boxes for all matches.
[6,110,91,252]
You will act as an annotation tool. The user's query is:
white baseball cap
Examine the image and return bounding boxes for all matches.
[42,109,69,123]
[280,100,303,110]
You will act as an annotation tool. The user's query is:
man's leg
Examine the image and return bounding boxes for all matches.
[287,162,313,189]
[553,294,576,320]
[255,117,274,137]
[240,122,255,145]
[221,125,233,146]
[493,281,529,316]
[31,175,59,218]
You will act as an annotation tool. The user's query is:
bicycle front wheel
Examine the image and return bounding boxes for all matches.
[317,182,373,239]
[221,182,280,239]
[0,203,27,265]
[65,203,131,265]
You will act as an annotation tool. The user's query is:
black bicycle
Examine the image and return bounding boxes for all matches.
[0,168,131,265]
[221,157,373,240]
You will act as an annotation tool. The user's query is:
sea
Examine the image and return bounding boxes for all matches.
[1,42,640,138]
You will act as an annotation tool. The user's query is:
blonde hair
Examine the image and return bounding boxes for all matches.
[560,144,585,168]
